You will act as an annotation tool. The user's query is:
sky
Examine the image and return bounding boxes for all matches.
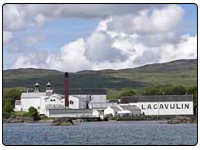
[3,4,197,72]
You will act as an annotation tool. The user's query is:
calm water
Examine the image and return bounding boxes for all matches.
[3,121,197,145]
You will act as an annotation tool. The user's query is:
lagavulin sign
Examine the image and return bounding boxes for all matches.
[133,102,193,115]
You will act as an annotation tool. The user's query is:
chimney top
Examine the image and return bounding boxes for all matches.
[46,82,51,87]
[34,82,39,87]
[65,72,68,78]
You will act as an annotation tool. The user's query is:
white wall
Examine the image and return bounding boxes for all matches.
[69,96,80,109]
[69,94,106,109]
[14,105,22,111]
[70,95,106,103]
[21,97,41,112]
[122,101,193,115]
[104,107,115,116]
[20,94,65,115]
[40,95,65,114]
[91,95,106,103]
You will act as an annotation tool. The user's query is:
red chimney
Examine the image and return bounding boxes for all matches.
[64,72,69,106]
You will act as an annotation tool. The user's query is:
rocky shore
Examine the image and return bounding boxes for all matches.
[3,116,35,123]
[51,118,85,126]
[4,115,197,125]
[3,116,86,126]
[167,116,197,124]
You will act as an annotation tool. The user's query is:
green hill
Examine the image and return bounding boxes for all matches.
[3,59,197,94]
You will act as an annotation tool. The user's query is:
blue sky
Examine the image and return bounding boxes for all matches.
[16,18,100,50]
[3,4,197,72]
[179,4,197,35]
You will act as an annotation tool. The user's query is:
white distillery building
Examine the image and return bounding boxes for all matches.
[119,95,194,116]
[68,88,107,110]
[14,82,65,115]
[104,105,141,117]
[14,82,108,117]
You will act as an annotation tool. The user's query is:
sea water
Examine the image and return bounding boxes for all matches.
[3,121,197,145]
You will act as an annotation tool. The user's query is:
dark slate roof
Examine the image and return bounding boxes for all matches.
[49,109,92,114]
[69,88,106,95]
[108,99,119,103]
[120,95,193,103]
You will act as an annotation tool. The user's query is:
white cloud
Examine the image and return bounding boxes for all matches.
[12,50,50,69]
[160,34,197,62]
[3,31,13,44]
[3,4,159,31]
[58,38,91,72]
[106,5,184,34]
[5,4,197,72]
[11,31,197,72]
[85,31,128,63]
[3,5,27,31]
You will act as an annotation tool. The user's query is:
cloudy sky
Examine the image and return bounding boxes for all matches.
[3,4,197,72]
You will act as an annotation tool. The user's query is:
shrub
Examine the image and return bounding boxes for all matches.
[3,112,11,119]
[3,100,14,114]
[187,86,197,115]
[120,89,136,97]
[142,84,186,95]
[170,85,186,95]
[28,107,40,120]
[40,114,49,120]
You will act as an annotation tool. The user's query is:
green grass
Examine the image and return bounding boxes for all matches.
[11,111,30,117]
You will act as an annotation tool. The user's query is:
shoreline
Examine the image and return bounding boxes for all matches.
[3,117,197,124]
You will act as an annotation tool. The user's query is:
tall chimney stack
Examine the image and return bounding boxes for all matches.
[64,72,69,107]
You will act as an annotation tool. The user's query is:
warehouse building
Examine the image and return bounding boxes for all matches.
[119,95,194,116]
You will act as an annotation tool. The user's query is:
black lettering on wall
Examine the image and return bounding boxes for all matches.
[159,104,164,109]
[153,104,157,109]
[176,104,181,109]
[147,104,152,109]
[141,104,145,110]
[164,104,169,109]
[170,104,175,109]
[185,104,190,109]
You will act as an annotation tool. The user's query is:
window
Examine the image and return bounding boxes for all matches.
[70,100,74,104]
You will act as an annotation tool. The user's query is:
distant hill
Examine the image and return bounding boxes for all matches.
[3,59,197,94]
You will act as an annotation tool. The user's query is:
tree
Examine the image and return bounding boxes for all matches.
[3,88,22,106]
[3,100,14,119]
[187,86,197,115]
[170,85,186,95]
[28,107,40,120]
[142,85,186,95]
[3,100,14,113]
[120,89,136,97]
[142,85,164,95]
